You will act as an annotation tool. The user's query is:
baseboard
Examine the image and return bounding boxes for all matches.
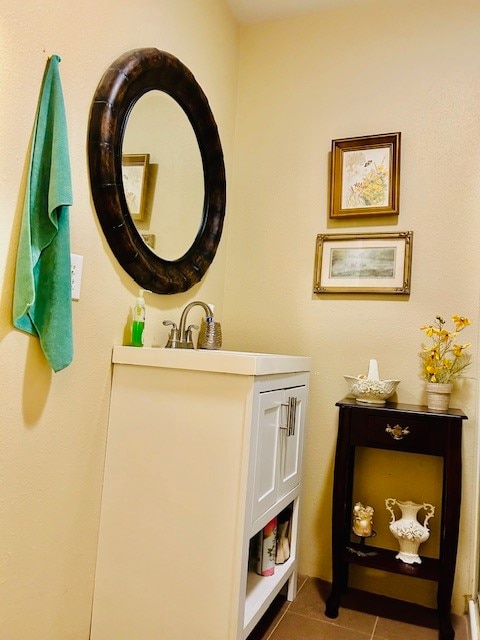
[469,596,479,640]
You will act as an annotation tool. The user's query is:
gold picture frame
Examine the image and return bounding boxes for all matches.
[122,153,149,220]
[330,132,401,218]
[313,231,413,294]
[141,233,156,250]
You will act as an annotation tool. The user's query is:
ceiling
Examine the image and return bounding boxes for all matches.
[227,0,359,23]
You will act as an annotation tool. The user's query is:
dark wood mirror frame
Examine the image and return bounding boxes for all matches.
[87,48,226,294]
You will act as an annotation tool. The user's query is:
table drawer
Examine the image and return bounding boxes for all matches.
[350,413,446,454]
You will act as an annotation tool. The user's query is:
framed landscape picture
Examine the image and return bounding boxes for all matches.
[313,231,413,294]
[329,132,401,218]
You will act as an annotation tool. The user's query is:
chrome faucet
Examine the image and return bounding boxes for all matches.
[163,301,214,349]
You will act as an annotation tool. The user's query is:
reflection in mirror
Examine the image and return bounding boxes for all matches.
[121,153,149,219]
[123,91,204,261]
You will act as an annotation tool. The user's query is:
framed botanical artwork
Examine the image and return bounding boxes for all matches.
[329,132,401,218]
[122,153,149,220]
[313,231,413,294]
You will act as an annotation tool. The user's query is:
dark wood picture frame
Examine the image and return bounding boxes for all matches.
[330,132,401,219]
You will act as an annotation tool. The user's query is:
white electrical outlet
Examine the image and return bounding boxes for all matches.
[71,253,84,300]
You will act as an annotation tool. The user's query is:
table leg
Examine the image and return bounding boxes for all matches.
[436,419,462,640]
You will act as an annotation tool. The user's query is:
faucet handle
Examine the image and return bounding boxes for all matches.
[185,324,199,349]
[163,320,180,348]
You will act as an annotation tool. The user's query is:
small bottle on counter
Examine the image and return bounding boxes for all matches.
[131,289,147,347]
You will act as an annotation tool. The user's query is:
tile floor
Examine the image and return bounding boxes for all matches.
[247,576,469,640]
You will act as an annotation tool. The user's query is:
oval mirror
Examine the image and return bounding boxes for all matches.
[123,90,204,261]
[87,48,226,294]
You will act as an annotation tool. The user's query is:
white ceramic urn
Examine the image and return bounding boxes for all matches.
[385,498,435,564]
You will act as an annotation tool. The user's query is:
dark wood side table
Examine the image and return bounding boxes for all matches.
[326,398,467,640]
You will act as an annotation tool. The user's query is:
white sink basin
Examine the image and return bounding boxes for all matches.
[112,346,310,376]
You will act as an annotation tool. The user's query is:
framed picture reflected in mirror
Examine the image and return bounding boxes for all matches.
[122,153,150,220]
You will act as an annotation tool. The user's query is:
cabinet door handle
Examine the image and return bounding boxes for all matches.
[288,397,297,436]
[385,423,410,440]
[280,397,298,436]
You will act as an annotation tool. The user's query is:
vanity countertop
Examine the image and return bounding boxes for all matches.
[112,346,311,376]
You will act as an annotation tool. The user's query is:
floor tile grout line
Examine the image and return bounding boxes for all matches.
[272,608,378,640]
[264,602,290,640]
[264,575,309,640]
[286,608,377,635]
[260,576,469,640]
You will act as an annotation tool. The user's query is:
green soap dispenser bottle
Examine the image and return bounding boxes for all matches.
[131,289,147,347]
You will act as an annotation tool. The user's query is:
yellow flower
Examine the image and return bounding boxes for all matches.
[452,315,471,330]
[419,314,472,383]
[453,343,471,357]
[428,345,440,359]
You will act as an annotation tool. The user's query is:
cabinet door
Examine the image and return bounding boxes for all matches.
[251,389,283,522]
[251,386,306,523]
[278,385,306,501]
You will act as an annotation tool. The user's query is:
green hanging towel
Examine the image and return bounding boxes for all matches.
[13,55,73,372]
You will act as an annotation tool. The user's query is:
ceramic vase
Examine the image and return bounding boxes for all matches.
[426,382,453,412]
[385,498,435,565]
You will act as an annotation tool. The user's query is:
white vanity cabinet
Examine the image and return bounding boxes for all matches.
[90,347,310,640]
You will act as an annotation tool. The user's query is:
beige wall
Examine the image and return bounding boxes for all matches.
[0,2,238,638]
[2,0,480,637]
[225,0,480,614]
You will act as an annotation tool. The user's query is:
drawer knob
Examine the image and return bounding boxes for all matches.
[385,423,410,440]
